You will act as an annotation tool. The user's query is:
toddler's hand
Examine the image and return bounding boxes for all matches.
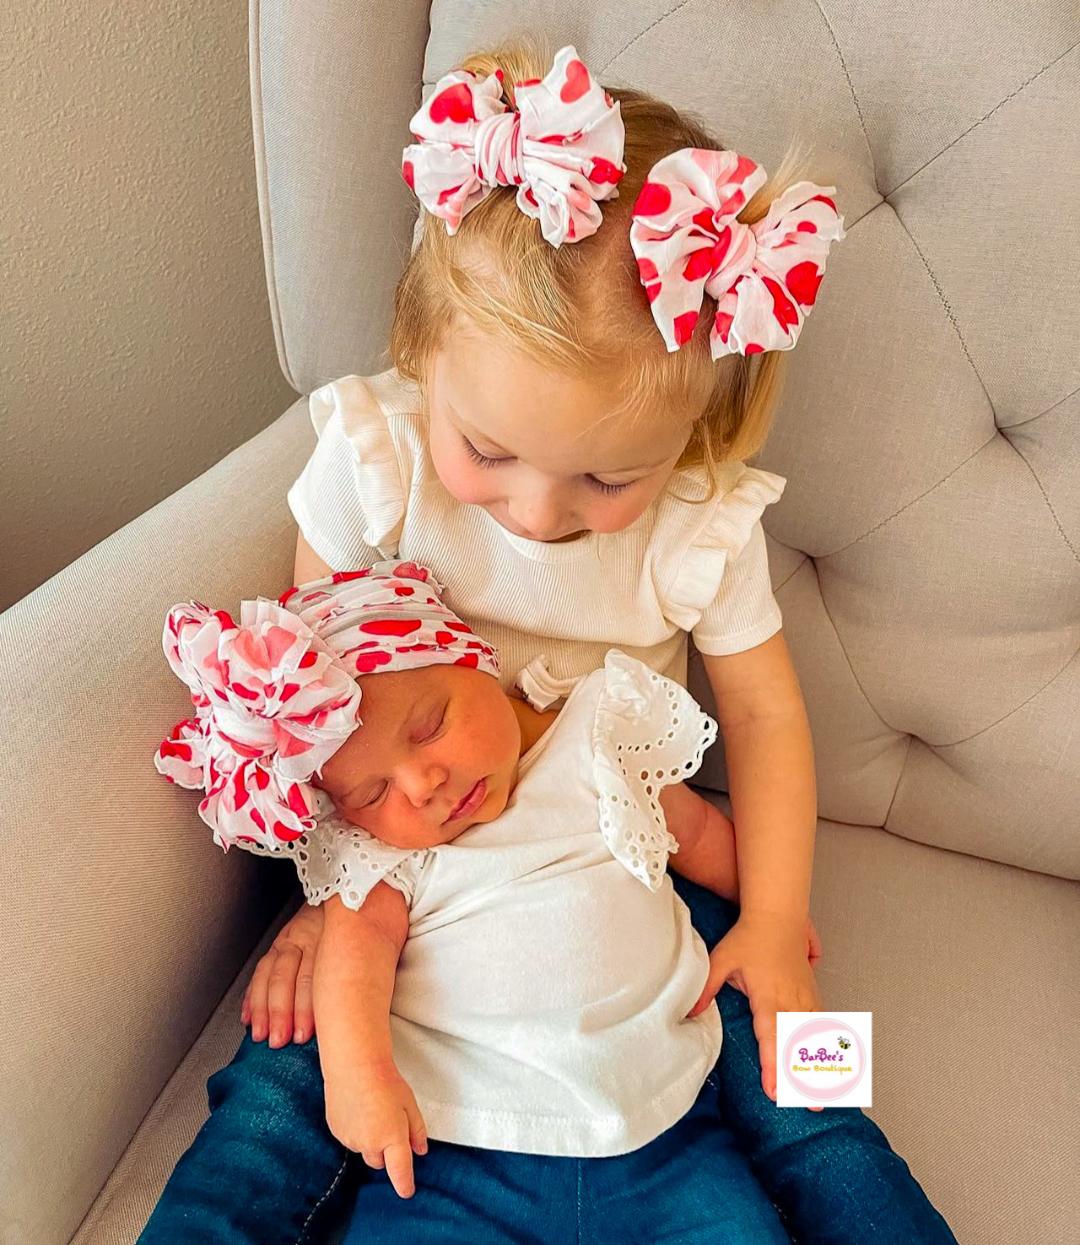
[806,914,823,967]
[325,1062,428,1199]
[688,912,823,1109]
[241,901,324,1047]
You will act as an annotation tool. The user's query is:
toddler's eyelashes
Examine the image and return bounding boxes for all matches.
[587,477,631,496]
[462,435,507,467]
[461,433,632,495]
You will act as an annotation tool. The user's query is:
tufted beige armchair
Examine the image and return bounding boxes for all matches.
[2,2,1077,1242]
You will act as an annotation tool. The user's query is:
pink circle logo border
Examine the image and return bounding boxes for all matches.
[782,1015,866,1103]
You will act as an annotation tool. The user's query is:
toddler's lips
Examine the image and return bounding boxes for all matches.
[445,778,487,823]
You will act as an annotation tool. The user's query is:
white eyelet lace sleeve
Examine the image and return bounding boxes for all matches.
[239,811,425,911]
[591,650,718,891]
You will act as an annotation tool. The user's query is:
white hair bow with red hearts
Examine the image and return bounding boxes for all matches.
[630,147,846,358]
[402,44,626,247]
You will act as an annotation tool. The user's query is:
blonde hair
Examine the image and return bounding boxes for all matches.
[389,34,816,492]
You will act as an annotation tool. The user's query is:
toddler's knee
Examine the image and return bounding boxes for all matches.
[764,1106,894,1167]
[206,1035,322,1113]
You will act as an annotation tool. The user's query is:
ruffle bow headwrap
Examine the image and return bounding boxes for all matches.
[401,44,626,246]
[630,148,846,358]
[154,561,499,853]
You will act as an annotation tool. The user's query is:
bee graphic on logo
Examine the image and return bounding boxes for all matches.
[838,1036,851,1050]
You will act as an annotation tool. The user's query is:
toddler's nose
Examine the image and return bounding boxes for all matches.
[510,487,567,541]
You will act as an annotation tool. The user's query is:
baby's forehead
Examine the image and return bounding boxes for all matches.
[355,662,450,704]
[346,669,438,745]
[315,669,435,779]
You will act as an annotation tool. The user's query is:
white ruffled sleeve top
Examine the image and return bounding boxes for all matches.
[286,370,787,692]
[258,652,725,1158]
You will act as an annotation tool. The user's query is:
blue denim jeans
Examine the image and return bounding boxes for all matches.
[139,877,958,1244]
[344,1060,790,1244]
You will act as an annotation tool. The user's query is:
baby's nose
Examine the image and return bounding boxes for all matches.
[399,761,448,808]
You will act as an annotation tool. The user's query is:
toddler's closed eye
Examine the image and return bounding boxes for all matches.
[462,436,509,468]
[586,477,631,496]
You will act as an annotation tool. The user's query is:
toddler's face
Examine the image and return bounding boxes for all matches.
[312,664,521,849]
[426,323,694,544]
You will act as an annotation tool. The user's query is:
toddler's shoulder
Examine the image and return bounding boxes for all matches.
[300,368,426,555]
[651,460,786,564]
[652,460,787,631]
[659,460,787,553]
[310,368,424,453]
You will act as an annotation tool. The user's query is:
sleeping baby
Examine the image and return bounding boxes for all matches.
[155,559,814,1200]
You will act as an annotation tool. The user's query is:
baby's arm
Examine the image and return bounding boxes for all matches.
[659,783,739,901]
[314,885,427,1198]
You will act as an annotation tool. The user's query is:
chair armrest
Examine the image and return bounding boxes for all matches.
[0,396,314,1243]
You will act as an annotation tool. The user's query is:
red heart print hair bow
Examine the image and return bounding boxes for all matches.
[155,598,361,852]
[402,44,626,247]
[630,148,846,358]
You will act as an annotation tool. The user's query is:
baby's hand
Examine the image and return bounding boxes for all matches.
[325,1062,428,1199]
[241,901,324,1047]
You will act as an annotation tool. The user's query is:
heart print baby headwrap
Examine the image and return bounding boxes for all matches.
[630,148,846,358]
[402,44,626,246]
[154,561,499,852]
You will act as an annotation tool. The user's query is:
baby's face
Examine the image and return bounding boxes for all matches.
[313,664,522,849]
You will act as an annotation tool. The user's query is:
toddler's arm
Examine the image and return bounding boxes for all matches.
[314,886,427,1198]
[294,527,334,583]
[660,783,822,965]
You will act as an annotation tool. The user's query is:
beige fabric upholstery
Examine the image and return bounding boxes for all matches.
[0,1,1076,1242]
[69,904,296,1245]
[0,400,313,1244]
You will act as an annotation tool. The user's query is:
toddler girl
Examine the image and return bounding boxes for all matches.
[288,37,836,1093]
[141,38,957,1245]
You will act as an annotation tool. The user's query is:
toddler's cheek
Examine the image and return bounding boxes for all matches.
[429,445,491,508]
[443,469,491,508]
[587,493,653,534]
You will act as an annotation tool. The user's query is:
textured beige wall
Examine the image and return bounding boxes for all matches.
[0,1,296,611]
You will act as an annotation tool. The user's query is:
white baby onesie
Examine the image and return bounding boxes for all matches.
[255,651,724,1158]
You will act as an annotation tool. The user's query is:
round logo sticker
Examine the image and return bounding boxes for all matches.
[782,1015,867,1103]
